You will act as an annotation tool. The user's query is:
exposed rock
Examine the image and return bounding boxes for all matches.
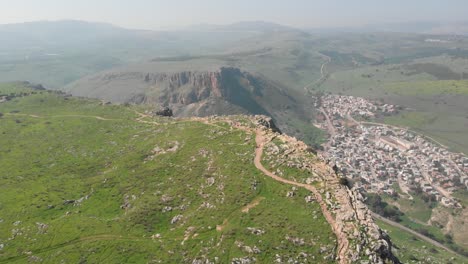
[63,200,75,205]
[286,235,305,246]
[36,222,49,234]
[161,194,173,203]
[231,257,256,264]
[171,215,183,224]
[305,195,315,203]
[247,227,265,236]
[206,177,215,186]
[162,206,173,213]
[253,115,281,134]
[120,194,134,210]
[242,115,401,264]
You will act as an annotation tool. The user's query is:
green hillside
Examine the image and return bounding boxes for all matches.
[376,220,464,264]
[0,84,336,263]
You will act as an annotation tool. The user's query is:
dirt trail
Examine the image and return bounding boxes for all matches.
[127,114,350,262]
[52,115,120,121]
[133,111,161,125]
[253,129,349,264]
[241,196,265,213]
[5,113,119,121]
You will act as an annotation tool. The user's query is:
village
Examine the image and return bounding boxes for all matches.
[315,94,467,208]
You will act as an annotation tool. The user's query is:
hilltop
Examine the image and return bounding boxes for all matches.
[0,83,407,263]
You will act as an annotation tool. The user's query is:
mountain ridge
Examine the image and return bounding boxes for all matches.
[0,84,400,263]
[64,64,323,146]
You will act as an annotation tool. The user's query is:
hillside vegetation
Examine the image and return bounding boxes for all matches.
[0,84,338,263]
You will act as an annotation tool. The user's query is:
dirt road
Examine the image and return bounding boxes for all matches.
[254,130,349,264]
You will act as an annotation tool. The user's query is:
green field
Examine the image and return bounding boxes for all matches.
[0,84,336,263]
[382,111,468,155]
[384,80,468,96]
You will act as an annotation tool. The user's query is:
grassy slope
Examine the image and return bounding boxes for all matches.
[0,84,335,263]
[376,220,464,264]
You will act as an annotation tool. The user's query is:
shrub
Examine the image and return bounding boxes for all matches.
[339,177,350,187]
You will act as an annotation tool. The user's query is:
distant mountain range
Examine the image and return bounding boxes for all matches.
[1,19,467,50]
[307,21,468,35]
[185,21,298,33]
[0,20,134,49]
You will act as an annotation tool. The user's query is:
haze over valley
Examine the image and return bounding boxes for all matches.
[1,1,468,263]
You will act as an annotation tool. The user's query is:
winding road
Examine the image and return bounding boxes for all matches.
[303,53,331,92]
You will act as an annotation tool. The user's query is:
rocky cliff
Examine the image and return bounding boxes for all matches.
[245,115,401,263]
[126,67,271,116]
[65,65,316,143]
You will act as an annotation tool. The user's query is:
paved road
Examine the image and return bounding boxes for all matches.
[372,213,460,256]
[303,53,331,92]
[320,107,337,136]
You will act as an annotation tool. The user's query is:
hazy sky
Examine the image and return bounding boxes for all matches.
[0,0,467,29]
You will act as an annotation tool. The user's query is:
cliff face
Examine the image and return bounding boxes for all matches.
[140,71,222,104]
[136,67,260,107]
[65,65,318,146]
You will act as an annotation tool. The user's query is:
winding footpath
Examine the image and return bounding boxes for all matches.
[253,129,349,264]
[5,113,120,121]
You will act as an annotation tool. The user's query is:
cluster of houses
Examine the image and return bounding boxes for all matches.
[317,95,466,208]
[318,94,398,118]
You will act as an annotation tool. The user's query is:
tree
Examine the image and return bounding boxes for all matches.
[339,177,350,187]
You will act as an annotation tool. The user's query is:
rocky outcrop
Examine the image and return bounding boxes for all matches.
[135,68,269,114]
[345,189,401,264]
[253,115,282,134]
[237,115,401,264]
[141,70,225,105]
